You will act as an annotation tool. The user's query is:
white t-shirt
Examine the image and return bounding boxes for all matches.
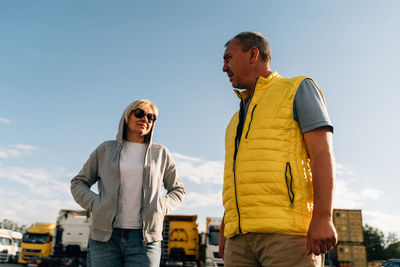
[113,141,147,229]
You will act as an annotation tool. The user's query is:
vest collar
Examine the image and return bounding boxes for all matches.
[255,71,281,89]
[233,71,281,101]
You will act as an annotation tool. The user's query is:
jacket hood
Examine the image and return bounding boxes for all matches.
[116,106,155,144]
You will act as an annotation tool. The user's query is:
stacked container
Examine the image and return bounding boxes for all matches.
[331,209,367,267]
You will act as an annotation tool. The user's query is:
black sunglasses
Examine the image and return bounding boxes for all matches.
[132,108,157,122]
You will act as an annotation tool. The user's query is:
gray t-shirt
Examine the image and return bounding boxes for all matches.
[293,78,333,133]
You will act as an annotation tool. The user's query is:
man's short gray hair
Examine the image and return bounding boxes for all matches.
[225,31,271,63]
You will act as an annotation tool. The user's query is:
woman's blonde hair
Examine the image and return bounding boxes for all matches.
[124,99,159,124]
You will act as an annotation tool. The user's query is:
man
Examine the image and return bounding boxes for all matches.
[219,31,337,267]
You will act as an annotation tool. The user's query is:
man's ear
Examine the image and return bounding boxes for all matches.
[249,47,260,63]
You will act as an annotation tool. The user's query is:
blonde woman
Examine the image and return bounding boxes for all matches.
[71,100,185,267]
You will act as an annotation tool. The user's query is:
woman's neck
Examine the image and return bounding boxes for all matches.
[126,134,145,143]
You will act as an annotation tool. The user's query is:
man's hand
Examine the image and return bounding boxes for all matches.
[307,215,337,255]
[219,215,226,259]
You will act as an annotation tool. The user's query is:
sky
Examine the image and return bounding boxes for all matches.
[1,1,400,234]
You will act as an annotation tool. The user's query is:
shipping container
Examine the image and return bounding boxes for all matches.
[333,209,364,243]
[331,243,367,267]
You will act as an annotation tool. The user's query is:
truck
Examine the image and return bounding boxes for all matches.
[10,230,22,262]
[204,217,224,267]
[0,229,12,263]
[18,222,56,265]
[161,215,201,267]
[47,209,91,267]
[0,229,19,263]
[19,209,91,267]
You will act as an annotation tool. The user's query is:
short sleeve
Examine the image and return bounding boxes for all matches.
[293,78,333,133]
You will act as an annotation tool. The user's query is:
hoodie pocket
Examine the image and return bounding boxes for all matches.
[157,196,167,215]
[90,194,100,213]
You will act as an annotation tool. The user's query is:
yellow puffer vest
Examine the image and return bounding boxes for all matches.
[223,71,319,238]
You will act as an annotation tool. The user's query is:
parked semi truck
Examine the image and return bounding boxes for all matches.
[204,217,224,267]
[46,209,91,267]
[0,229,12,263]
[18,222,56,265]
[0,228,21,263]
[19,209,91,267]
[161,215,201,267]
[11,230,22,262]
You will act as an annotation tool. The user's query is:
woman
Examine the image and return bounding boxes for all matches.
[71,99,186,267]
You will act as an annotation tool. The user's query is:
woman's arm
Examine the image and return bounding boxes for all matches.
[70,146,101,212]
[162,149,186,214]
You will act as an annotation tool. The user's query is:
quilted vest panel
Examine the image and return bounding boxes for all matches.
[223,72,318,238]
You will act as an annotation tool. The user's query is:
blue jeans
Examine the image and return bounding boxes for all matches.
[88,228,161,267]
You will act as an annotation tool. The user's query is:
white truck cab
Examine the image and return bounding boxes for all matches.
[0,229,21,263]
[205,217,224,267]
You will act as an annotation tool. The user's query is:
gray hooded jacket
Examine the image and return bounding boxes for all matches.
[70,106,186,244]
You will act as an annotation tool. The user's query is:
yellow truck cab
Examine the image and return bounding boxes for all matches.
[161,215,200,267]
[18,222,56,265]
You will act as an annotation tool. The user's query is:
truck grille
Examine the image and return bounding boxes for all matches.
[0,250,8,263]
[23,248,42,253]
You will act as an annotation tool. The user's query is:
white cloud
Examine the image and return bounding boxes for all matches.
[360,188,382,200]
[336,163,354,176]
[334,166,383,209]
[0,144,37,159]
[334,179,364,209]
[0,166,71,199]
[0,188,79,226]
[14,144,37,152]
[332,163,400,234]
[363,211,400,235]
[173,153,224,185]
[0,117,11,125]
[180,191,222,209]
[0,164,78,225]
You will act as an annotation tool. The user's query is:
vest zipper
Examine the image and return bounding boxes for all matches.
[232,92,245,234]
[245,104,257,139]
[231,167,242,234]
[285,162,295,208]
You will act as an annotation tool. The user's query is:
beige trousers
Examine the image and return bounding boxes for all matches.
[224,233,324,267]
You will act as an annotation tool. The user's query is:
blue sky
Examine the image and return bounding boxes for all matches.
[1,1,399,233]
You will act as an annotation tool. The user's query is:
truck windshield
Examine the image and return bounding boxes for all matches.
[22,233,49,244]
[208,230,219,246]
[0,237,12,245]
